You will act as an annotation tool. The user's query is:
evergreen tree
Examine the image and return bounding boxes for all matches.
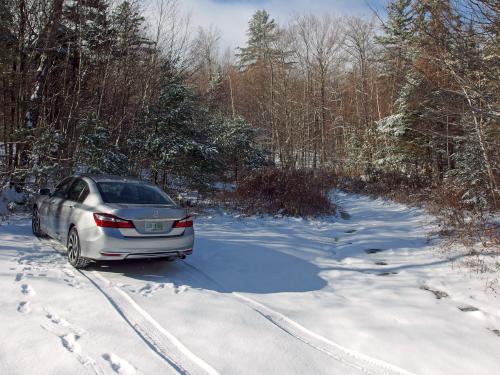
[76,117,129,175]
[237,10,285,163]
[63,0,111,53]
[210,115,266,181]
[111,1,148,59]
[375,0,419,174]
[237,10,279,68]
[144,67,218,188]
[376,0,415,113]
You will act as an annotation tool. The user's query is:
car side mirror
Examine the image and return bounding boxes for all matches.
[39,188,51,196]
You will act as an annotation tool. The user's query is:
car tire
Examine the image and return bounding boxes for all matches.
[32,207,45,237]
[67,227,89,269]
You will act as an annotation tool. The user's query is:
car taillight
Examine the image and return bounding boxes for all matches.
[173,216,193,228]
[93,213,134,228]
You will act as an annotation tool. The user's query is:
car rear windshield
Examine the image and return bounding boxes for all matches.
[97,182,174,205]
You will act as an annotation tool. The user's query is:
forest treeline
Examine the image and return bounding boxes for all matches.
[0,0,498,212]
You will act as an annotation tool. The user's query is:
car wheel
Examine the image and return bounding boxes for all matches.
[67,227,89,269]
[32,207,44,237]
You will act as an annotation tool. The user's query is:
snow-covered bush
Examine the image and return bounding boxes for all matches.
[76,118,129,175]
[0,185,26,216]
[446,128,494,209]
[376,113,407,137]
[209,114,268,181]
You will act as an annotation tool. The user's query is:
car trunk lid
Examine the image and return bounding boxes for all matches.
[100,204,189,237]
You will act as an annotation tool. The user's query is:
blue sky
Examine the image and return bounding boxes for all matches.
[177,0,387,51]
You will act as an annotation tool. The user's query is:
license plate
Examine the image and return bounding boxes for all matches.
[144,221,164,232]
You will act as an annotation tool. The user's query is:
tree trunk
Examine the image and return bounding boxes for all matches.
[26,0,65,129]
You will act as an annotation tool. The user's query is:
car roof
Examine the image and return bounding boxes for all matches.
[77,174,144,183]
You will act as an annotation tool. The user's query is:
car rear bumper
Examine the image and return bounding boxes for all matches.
[98,248,193,260]
[79,226,194,260]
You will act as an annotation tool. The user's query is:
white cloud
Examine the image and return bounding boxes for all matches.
[181,0,257,52]
[177,0,383,51]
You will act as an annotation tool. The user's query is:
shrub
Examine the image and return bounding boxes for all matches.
[235,168,336,217]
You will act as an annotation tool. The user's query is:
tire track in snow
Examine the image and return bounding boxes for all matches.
[37,236,218,375]
[37,231,411,375]
[79,269,219,375]
[233,293,414,375]
[180,261,416,375]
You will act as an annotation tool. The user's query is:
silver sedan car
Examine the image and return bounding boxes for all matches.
[32,175,194,268]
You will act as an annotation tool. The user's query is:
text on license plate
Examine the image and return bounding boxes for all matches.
[145,221,164,232]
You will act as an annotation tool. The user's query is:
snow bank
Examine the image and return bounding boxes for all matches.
[0,185,26,216]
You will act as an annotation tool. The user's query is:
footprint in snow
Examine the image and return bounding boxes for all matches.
[21,284,36,296]
[61,269,83,288]
[420,285,449,299]
[458,305,480,312]
[489,329,500,337]
[62,268,76,278]
[138,283,163,297]
[376,272,398,276]
[17,301,30,313]
[60,333,82,354]
[47,313,65,324]
[102,353,136,375]
[365,248,384,254]
[45,312,86,335]
[63,278,82,288]
[175,285,189,294]
[42,321,98,371]
[162,282,189,294]
[339,211,350,220]
[15,273,24,282]
[136,282,189,296]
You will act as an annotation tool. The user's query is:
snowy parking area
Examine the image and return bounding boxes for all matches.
[1,193,499,375]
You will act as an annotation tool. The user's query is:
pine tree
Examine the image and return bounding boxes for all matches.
[237,10,279,68]
[76,116,129,175]
[210,115,266,181]
[375,0,415,112]
[111,1,148,58]
[374,0,418,174]
[144,67,217,188]
[237,10,284,163]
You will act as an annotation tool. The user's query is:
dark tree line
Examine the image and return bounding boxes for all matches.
[0,0,263,191]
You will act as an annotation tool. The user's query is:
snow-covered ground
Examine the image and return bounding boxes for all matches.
[1,192,499,375]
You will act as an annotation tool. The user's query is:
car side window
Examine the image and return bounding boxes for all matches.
[67,179,89,202]
[52,178,74,199]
